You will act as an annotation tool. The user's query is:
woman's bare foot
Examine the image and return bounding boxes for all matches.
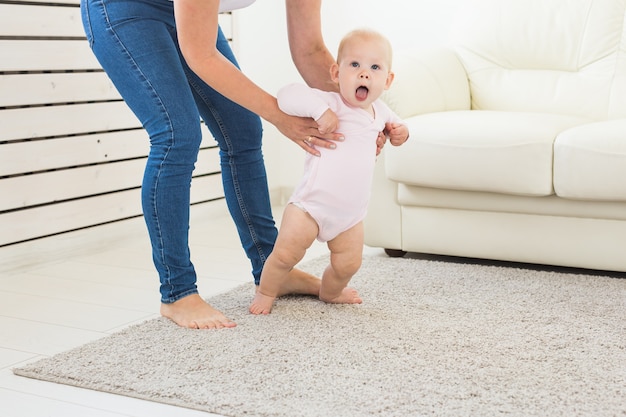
[249,291,276,315]
[160,294,236,329]
[319,287,363,305]
[277,268,322,297]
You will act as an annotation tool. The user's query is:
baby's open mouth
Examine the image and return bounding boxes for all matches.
[356,86,369,101]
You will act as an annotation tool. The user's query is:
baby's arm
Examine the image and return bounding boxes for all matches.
[379,100,409,147]
[386,122,409,146]
[277,83,338,134]
[314,109,339,134]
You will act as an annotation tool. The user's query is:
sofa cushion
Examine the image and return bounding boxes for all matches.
[554,119,626,201]
[450,0,626,119]
[381,48,471,119]
[385,110,588,196]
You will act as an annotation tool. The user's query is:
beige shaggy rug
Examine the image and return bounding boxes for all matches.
[14,254,626,417]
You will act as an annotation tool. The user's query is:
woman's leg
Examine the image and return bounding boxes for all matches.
[183,28,321,294]
[81,0,234,328]
[183,28,275,285]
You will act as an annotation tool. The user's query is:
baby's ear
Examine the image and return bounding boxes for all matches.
[384,71,395,90]
[330,63,340,83]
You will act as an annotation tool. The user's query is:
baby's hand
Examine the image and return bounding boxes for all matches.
[316,109,339,134]
[386,122,409,146]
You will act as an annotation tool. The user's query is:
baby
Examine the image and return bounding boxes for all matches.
[250,28,409,314]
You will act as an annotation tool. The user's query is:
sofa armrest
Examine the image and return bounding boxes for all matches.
[364,147,403,251]
[382,47,471,118]
[365,48,470,253]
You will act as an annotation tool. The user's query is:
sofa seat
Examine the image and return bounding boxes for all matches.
[555,119,626,200]
[396,186,626,222]
[386,111,590,196]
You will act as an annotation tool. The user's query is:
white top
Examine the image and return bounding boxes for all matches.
[168,0,256,13]
[218,0,255,12]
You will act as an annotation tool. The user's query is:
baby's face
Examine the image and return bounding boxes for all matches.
[332,37,394,111]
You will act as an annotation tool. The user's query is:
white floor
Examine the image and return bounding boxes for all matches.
[0,200,383,417]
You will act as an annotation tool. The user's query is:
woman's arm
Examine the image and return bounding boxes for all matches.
[285,0,338,92]
[174,0,340,155]
[175,0,280,124]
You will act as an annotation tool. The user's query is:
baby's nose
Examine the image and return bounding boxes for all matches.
[359,72,369,79]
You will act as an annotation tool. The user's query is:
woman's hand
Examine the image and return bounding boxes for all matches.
[376,131,386,156]
[275,111,344,157]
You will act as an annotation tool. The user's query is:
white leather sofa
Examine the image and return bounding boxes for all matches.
[364,0,626,272]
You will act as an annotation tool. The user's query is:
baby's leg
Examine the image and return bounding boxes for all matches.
[249,204,318,314]
[319,222,364,304]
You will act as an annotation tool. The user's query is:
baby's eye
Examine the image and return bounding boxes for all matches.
[350,61,360,68]
[371,64,380,70]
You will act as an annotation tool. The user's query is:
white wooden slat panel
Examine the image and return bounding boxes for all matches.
[200,128,219,149]
[219,13,232,39]
[0,4,83,37]
[10,0,239,10]
[0,2,231,246]
[194,147,221,176]
[0,175,224,246]
[0,40,99,71]
[0,129,216,177]
[1,160,146,212]
[18,0,79,5]
[0,3,228,38]
[0,72,120,107]
[0,131,147,176]
[0,148,220,211]
[190,174,225,203]
[1,102,141,141]
[1,189,142,247]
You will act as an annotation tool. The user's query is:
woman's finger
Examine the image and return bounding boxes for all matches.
[301,135,321,157]
[376,131,387,156]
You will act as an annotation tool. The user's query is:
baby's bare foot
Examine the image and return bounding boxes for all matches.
[319,287,363,305]
[249,291,276,315]
[160,294,236,329]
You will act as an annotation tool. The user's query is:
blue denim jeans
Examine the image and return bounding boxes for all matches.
[81,0,277,302]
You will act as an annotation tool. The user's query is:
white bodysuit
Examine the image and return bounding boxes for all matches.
[277,83,404,242]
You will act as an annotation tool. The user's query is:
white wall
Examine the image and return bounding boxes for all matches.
[233,0,463,197]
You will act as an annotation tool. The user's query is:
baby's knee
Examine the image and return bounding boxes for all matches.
[332,257,362,278]
[270,246,303,270]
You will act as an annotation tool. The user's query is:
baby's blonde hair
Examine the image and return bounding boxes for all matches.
[336,28,393,68]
